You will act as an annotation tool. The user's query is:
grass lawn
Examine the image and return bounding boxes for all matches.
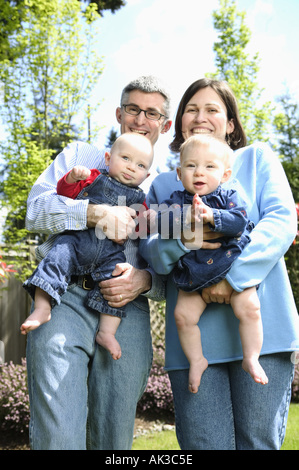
[281,403,299,450]
[132,403,299,451]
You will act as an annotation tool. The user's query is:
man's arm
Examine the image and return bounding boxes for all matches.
[26,142,102,234]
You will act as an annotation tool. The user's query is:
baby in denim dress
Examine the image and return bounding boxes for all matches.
[22,133,154,360]
[156,135,268,392]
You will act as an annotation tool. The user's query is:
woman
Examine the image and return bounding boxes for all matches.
[140,78,299,450]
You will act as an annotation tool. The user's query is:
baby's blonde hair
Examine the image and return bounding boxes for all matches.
[180,135,233,169]
[112,133,154,159]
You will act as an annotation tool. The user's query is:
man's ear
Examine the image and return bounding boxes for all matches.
[221,168,232,183]
[161,120,172,134]
[116,107,122,124]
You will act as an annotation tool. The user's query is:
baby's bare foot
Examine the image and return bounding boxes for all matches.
[188,357,208,393]
[242,357,268,385]
[96,331,122,360]
[20,308,51,335]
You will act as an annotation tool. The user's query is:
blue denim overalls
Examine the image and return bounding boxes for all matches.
[24,171,145,318]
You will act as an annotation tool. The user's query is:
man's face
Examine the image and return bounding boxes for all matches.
[116,90,171,145]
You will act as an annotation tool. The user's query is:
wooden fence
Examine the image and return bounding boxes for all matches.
[0,275,31,364]
[0,243,36,364]
[0,243,166,364]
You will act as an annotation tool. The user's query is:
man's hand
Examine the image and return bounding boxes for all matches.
[87,204,137,244]
[201,279,233,304]
[99,263,152,307]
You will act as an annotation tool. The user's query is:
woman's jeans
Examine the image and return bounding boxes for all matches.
[26,283,152,450]
[169,353,294,450]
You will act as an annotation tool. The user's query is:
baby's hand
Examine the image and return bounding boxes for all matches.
[66,166,91,184]
[193,194,214,225]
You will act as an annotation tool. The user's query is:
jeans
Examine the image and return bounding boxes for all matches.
[24,228,128,317]
[169,353,294,450]
[26,283,152,450]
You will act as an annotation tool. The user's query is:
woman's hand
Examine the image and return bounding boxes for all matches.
[201,279,233,304]
[99,263,152,307]
[182,221,222,250]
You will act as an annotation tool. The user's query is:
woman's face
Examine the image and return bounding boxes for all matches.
[181,86,234,142]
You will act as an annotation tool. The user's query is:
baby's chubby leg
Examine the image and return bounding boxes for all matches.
[21,287,52,335]
[230,287,268,385]
[175,290,208,393]
[96,314,122,360]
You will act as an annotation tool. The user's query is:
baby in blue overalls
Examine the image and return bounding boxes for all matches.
[22,133,154,360]
[156,135,268,392]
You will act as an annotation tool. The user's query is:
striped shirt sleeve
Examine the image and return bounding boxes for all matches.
[25,141,108,234]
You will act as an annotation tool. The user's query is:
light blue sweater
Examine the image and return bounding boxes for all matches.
[140,143,299,370]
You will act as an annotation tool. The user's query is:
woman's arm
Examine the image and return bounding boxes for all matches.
[227,145,297,292]
[203,144,297,303]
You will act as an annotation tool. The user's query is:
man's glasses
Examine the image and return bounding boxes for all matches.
[122,104,167,121]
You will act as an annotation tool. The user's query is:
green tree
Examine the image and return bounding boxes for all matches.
[0,0,126,63]
[0,0,27,62]
[106,127,119,147]
[81,0,126,15]
[274,91,299,200]
[208,0,272,143]
[273,90,299,310]
[0,0,103,277]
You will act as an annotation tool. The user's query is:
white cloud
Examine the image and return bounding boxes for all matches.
[92,0,299,170]
[111,0,219,111]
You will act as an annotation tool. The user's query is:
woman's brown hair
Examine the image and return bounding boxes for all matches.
[169,78,247,153]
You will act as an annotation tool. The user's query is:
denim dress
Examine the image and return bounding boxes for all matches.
[157,186,254,292]
[24,170,145,318]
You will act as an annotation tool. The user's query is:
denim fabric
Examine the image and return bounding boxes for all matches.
[169,352,294,450]
[173,230,252,291]
[24,171,145,317]
[157,187,253,291]
[26,284,152,450]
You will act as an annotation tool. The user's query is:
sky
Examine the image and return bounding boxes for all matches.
[85,0,299,180]
[1,0,299,183]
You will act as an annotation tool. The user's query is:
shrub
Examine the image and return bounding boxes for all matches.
[292,360,299,403]
[0,359,30,434]
[137,343,174,418]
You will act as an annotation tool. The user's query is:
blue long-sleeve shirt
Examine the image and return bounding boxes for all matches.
[139,143,299,369]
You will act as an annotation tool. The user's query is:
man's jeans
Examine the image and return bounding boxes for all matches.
[26,284,152,450]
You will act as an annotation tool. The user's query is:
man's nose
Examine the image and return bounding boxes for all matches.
[134,110,147,125]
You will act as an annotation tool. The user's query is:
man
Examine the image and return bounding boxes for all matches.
[25,76,172,450]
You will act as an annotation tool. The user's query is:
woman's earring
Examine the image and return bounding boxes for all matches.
[226,134,231,146]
